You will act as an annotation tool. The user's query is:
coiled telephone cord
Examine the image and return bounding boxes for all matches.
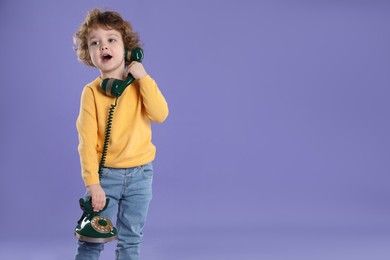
[98,96,118,180]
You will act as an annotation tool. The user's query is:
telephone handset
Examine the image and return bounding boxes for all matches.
[74,47,144,243]
[98,47,145,180]
[100,47,144,97]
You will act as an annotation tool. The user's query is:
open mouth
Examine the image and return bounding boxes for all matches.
[102,54,112,61]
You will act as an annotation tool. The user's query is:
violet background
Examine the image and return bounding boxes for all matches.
[0,0,389,259]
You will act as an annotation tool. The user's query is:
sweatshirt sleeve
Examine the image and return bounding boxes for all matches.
[138,75,169,123]
[76,86,100,186]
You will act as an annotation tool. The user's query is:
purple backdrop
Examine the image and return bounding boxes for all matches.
[1,0,389,259]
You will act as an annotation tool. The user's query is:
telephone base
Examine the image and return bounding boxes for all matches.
[74,231,117,243]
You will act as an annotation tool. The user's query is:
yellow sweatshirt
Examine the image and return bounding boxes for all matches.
[76,75,169,186]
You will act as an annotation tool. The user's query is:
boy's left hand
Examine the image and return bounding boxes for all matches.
[125,61,148,80]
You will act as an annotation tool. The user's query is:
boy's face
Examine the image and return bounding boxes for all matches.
[87,26,125,79]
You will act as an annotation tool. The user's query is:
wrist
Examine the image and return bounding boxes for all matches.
[138,73,149,80]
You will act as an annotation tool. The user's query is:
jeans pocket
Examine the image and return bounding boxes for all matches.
[100,167,111,178]
[141,163,154,179]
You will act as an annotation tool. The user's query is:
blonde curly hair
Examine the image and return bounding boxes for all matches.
[73,8,141,67]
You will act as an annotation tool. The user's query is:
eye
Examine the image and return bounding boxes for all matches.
[90,41,100,46]
[108,38,116,43]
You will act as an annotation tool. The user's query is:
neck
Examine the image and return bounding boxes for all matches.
[100,70,125,80]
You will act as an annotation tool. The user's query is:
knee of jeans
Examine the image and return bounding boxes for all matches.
[78,240,105,251]
[117,237,142,249]
[117,226,143,245]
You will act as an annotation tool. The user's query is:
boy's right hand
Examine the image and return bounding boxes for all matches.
[87,184,106,212]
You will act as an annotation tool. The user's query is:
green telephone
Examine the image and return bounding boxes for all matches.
[97,47,144,180]
[74,198,117,243]
[74,47,144,243]
[100,47,144,97]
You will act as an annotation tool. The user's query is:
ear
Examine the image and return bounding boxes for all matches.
[124,48,131,63]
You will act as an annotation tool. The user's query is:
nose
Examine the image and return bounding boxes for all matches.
[100,44,108,51]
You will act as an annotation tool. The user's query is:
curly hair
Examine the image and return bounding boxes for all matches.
[73,8,141,67]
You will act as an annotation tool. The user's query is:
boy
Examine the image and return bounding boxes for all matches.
[73,8,168,260]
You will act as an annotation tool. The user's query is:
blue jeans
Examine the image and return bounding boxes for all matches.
[74,162,154,260]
